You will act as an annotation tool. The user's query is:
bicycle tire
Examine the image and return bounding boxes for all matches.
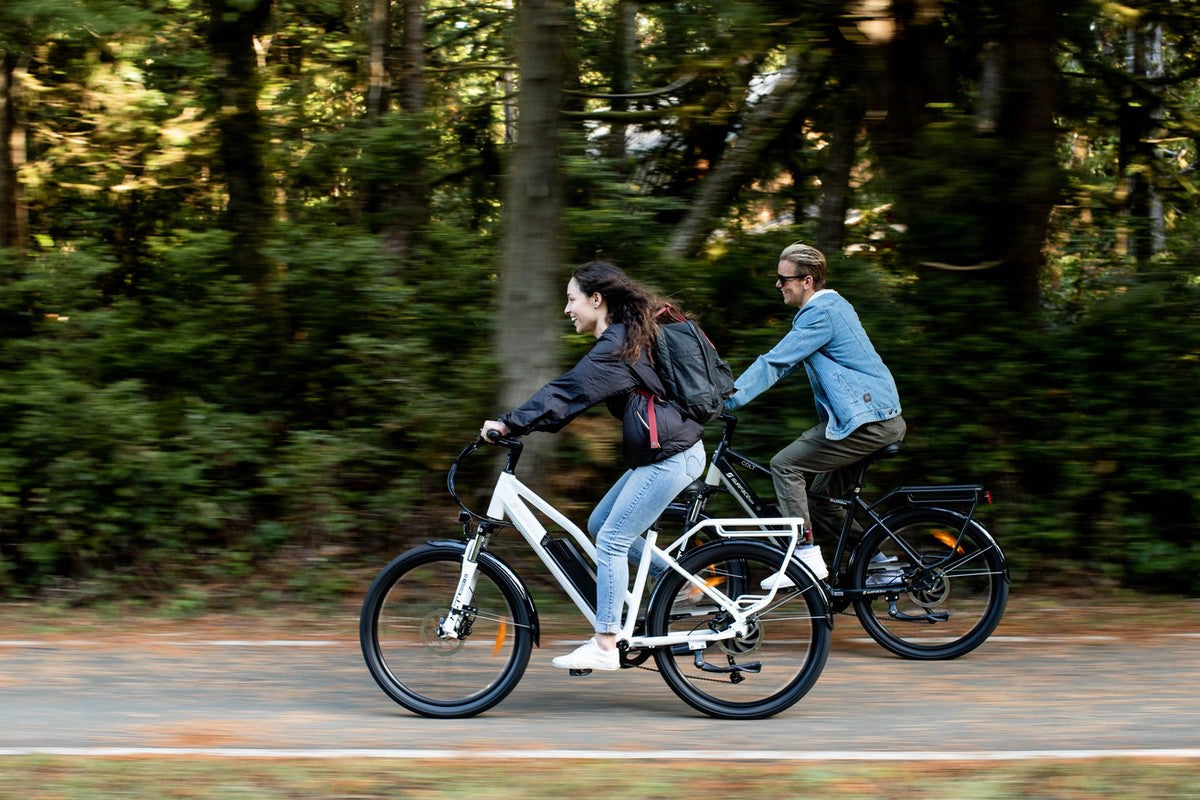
[646,539,831,719]
[851,507,1008,660]
[359,543,534,718]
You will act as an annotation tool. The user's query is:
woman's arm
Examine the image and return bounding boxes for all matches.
[497,327,638,435]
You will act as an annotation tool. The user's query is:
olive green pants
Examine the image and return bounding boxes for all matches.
[769,415,907,542]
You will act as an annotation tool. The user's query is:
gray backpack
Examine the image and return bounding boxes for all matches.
[651,305,736,424]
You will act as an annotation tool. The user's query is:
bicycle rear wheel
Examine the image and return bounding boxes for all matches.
[646,540,831,719]
[852,507,1008,659]
[359,543,533,718]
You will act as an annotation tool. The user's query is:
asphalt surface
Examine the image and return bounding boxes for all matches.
[3,609,1199,758]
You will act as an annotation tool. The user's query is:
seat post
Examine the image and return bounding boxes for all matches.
[847,441,905,498]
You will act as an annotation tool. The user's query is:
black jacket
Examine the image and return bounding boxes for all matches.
[500,323,704,467]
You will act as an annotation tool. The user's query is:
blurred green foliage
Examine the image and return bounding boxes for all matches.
[5,166,1199,600]
[0,222,498,602]
[1,0,1199,605]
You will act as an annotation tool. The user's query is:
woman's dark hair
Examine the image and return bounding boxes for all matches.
[572,260,668,362]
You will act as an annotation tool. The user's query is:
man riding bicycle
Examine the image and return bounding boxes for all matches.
[723,242,906,571]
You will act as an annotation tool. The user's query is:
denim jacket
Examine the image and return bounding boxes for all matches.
[724,290,901,440]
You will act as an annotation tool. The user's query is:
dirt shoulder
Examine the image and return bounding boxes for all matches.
[2,586,1197,644]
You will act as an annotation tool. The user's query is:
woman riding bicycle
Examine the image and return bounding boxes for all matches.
[481,260,706,671]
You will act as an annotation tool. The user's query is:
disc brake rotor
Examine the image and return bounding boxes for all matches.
[718,619,764,657]
[907,568,950,607]
[420,608,467,654]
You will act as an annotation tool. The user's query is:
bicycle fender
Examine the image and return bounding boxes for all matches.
[425,539,542,647]
[857,507,1010,580]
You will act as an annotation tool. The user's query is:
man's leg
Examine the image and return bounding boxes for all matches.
[772,416,907,539]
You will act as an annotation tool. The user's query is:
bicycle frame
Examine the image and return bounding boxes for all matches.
[689,417,991,599]
[446,442,814,653]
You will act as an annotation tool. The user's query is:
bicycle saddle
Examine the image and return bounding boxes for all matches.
[852,440,904,471]
[676,478,710,500]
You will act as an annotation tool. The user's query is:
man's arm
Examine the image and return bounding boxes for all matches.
[724,307,834,410]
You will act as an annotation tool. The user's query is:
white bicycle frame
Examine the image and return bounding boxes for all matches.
[443,467,808,652]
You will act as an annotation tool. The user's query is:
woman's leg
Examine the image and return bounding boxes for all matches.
[592,441,705,638]
[552,442,705,670]
[587,469,631,539]
[594,478,675,581]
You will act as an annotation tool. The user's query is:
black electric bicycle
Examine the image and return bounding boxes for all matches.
[660,415,1009,660]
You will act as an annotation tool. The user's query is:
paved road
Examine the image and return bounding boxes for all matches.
[3,614,1199,758]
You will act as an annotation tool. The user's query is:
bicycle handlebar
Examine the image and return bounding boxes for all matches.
[446,432,522,525]
[448,415,737,525]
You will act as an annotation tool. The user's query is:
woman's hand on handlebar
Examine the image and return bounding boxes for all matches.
[480,420,510,442]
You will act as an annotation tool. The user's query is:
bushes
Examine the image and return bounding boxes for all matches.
[682,235,1200,595]
[877,260,1200,592]
[0,225,495,600]
[1,222,1197,601]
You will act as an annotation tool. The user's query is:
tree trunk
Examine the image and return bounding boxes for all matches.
[207,0,284,407]
[365,0,391,126]
[664,56,826,261]
[497,0,567,472]
[816,88,863,255]
[208,0,274,286]
[374,0,429,257]
[976,41,1003,134]
[1121,23,1165,266]
[998,0,1058,313]
[0,50,28,253]
[602,0,637,163]
[399,0,425,114]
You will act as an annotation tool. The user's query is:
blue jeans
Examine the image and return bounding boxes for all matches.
[587,440,705,635]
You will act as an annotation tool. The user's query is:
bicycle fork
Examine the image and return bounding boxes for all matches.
[439,522,492,640]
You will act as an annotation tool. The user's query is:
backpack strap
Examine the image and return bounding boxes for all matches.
[640,308,693,449]
[633,388,661,450]
[655,304,688,324]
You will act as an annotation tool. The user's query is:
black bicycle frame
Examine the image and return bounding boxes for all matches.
[691,417,989,600]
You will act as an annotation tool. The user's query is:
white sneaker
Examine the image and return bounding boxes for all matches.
[759,545,829,590]
[551,638,620,671]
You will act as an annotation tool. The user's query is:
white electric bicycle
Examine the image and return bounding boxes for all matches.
[359,433,832,720]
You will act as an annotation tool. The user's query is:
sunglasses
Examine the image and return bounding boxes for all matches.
[776,273,809,284]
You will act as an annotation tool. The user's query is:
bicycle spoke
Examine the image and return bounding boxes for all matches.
[853,509,1008,659]
[648,541,830,719]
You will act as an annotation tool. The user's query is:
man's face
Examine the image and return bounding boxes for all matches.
[775,260,815,307]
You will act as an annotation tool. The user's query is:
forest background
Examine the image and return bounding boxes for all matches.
[0,0,1197,606]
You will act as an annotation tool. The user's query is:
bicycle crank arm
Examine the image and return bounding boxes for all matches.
[692,650,762,676]
[886,600,950,624]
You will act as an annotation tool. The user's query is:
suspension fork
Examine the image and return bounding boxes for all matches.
[439,520,496,639]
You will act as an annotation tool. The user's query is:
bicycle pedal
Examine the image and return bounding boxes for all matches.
[568,668,593,677]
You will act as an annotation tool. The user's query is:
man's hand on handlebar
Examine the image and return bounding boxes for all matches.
[480,420,510,442]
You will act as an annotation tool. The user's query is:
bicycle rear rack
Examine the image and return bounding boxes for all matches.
[872,484,989,516]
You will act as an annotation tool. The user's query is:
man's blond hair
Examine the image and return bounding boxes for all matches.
[779,242,827,289]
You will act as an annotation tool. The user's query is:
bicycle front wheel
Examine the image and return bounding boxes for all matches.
[852,507,1008,659]
[646,540,831,720]
[359,543,533,718]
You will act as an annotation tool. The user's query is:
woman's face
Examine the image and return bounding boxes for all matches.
[564,277,608,337]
